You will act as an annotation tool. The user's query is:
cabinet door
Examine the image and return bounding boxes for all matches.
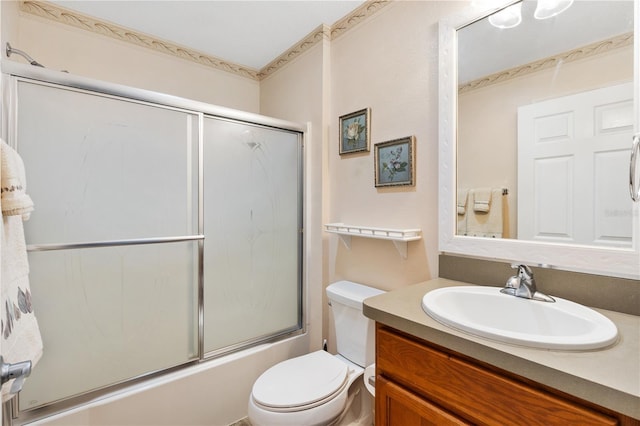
[377,326,619,426]
[376,376,470,426]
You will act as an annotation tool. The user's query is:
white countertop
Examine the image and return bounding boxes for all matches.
[363,278,640,419]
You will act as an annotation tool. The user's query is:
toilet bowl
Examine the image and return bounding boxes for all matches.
[248,281,383,426]
[248,351,363,426]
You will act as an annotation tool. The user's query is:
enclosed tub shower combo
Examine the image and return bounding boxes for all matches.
[0,61,304,423]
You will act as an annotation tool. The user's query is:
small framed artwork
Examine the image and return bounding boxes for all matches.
[339,108,370,155]
[374,136,415,187]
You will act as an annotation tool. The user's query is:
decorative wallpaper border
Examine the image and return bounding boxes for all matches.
[257,24,331,80]
[20,0,390,81]
[459,32,634,94]
[330,0,390,40]
[258,0,390,79]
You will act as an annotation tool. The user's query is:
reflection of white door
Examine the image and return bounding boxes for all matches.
[518,83,633,247]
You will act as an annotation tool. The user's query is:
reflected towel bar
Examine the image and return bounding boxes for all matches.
[27,235,205,252]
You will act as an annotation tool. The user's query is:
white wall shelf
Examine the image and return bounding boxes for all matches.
[324,223,422,259]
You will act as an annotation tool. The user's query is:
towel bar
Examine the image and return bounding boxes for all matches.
[27,235,205,252]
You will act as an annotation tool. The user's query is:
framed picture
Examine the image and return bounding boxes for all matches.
[339,108,370,155]
[374,136,415,187]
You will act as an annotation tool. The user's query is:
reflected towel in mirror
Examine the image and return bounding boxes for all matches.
[466,188,504,238]
[457,189,468,215]
[472,187,492,213]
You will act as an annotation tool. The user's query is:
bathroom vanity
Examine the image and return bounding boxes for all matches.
[364,279,640,425]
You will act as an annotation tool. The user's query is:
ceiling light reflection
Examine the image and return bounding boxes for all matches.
[534,0,574,20]
[488,2,523,29]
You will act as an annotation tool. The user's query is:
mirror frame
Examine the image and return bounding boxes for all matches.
[438,0,640,280]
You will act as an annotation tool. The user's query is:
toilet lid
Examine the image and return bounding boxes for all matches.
[252,350,348,409]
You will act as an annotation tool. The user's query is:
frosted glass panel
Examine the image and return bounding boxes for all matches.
[203,118,301,353]
[6,75,304,419]
[16,81,198,244]
[20,243,198,410]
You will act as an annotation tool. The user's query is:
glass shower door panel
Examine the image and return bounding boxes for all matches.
[203,118,302,353]
[19,242,199,411]
[12,79,200,410]
[16,80,199,244]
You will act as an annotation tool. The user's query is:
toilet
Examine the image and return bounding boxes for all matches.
[248,280,383,426]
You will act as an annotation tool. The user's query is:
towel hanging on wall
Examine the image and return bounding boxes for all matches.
[457,189,468,234]
[1,140,33,219]
[466,188,505,238]
[1,140,42,402]
[457,189,469,215]
[472,187,492,213]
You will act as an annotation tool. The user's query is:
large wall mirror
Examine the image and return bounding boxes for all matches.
[439,0,640,279]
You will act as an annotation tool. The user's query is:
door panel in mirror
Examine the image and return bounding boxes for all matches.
[517,84,633,247]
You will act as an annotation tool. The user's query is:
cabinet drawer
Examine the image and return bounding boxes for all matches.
[377,326,617,426]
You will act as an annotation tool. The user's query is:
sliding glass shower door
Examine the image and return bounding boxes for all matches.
[202,118,302,355]
[14,80,200,411]
[7,74,303,417]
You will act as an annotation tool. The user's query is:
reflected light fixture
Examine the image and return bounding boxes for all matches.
[534,0,574,20]
[488,3,522,29]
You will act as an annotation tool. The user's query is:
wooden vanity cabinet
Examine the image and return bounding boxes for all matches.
[375,324,639,426]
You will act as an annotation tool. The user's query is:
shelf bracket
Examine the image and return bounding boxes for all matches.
[338,234,352,250]
[392,240,409,259]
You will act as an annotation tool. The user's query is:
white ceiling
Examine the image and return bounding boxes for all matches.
[50,0,365,70]
[458,0,634,83]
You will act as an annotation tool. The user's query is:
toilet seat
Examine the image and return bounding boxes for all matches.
[251,350,349,412]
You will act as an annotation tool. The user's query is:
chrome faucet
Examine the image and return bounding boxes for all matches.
[501,264,555,302]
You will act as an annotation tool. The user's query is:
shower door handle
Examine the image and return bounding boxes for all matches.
[0,356,32,395]
[631,134,640,202]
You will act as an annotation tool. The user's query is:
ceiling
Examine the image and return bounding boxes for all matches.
[458,0,634,84]
[44,0,632,82]
[50,0,365,71]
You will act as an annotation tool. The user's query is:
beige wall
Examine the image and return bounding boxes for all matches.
[458,46,634,236]
[9,7,260,111]
[259,1,470,352]
[328,1,465,290]
[259,39,329,354]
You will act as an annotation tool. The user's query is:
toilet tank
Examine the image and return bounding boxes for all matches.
[326,281,384,367]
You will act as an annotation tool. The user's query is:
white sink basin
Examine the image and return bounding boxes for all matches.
[421,286,618,350]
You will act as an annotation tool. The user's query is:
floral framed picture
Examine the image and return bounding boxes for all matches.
[339,108,370,155]
[374,136,415,187]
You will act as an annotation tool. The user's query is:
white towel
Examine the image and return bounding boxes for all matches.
[466,188,504,238]
[473,187,492,213]
[1,140,42,402]
[1,141,34,220]
[457,189,468,215]
[457,189,469,235]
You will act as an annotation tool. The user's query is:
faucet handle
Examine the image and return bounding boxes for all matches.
[511,263,533,279]
[505,264,554,302]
